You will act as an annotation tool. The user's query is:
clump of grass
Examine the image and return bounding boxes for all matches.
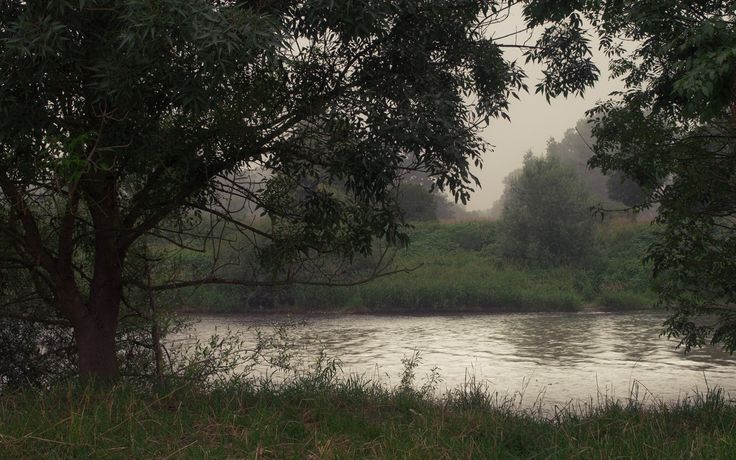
[598,289,656,311]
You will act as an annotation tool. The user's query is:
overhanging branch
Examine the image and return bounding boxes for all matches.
[134,263,422,292]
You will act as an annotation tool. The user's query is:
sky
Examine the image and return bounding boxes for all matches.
[465,10,625,211]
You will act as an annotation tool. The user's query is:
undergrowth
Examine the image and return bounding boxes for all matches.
[1,362,733,459]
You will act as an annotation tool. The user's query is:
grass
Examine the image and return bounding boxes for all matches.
[292,263,586,312]
[176,220,658,314]
[1,378,734,459]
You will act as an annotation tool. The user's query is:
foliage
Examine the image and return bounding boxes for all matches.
[605,170,646,209]
[0,245,76,387]
[0,319,75,388]
[568,0,736,351]
[0,0,599,378]
[544,118,648,216]
[546,118,610,203]
[498,153,596,267]
[396,183,440,222]
[492,118,649,222]
[592,115,736,351]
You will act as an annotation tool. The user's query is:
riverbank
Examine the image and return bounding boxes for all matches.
[1,381,733,458]
[177,303,651,316]
[175,221,658,314]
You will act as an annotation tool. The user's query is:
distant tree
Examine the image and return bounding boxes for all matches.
[0,1,598,379]
[396,180,465,222]
[498,153,595,266]
[605,171,646,210]
[546,119,610,203]
[397,183,439,222]
[395,158,460,222]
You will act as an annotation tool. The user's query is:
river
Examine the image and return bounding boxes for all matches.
[179,311,736,408]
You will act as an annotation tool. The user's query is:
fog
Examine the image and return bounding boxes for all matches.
[468,12,625,211]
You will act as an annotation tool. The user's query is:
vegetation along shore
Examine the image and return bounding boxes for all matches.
[177,220,658,314]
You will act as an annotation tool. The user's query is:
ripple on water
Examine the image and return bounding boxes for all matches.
[181,312,736,406]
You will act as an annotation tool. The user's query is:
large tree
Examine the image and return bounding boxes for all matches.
[567,1,736,351]
[0,1,597,379]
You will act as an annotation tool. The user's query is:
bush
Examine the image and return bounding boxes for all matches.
[498,154,597,267]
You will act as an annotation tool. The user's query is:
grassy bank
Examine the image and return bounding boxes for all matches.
[1,380,733,459]
[177,220,658,313]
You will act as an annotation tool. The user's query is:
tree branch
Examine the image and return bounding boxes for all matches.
[136,264,422,292]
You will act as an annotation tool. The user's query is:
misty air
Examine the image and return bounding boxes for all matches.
[1,1,735,458]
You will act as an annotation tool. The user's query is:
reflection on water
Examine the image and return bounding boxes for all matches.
[182,312,736,406]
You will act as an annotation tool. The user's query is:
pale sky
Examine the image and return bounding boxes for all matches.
[465,10,624,211]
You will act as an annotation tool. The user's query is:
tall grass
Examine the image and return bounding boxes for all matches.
[293,263,584,312]
[175,220,658,313]
[1,372,733,459]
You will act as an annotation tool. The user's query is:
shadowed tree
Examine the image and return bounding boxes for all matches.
[606,171,646,211]
[564,0,736,351]
[0,1,599,379]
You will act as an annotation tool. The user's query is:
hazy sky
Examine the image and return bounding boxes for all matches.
[466,12,624,211]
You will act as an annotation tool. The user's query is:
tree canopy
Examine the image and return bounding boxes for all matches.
[545,119,647,215]
[574,0,736,351]
[546,119,609,203]
[0,1,599,379]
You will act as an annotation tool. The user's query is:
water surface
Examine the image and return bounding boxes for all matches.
[180,312,736,407]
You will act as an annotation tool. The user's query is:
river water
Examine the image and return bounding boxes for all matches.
[181,312,736,407]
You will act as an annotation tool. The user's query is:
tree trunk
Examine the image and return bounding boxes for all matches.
[145,240,164,386]
[70,228,124,380]
[75,174,125,380]
[74,314,119,380]
[72,270,123,380]
[57,276,122,380]
[731,72,736,126]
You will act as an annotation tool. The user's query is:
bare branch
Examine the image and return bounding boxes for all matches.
[137,263,422,292]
